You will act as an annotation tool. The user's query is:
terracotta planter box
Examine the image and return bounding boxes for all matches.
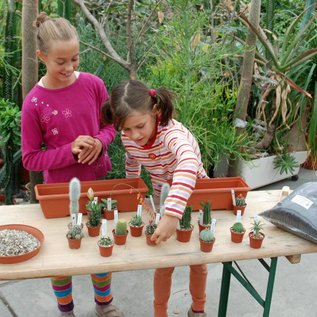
[187,177,250,210]
[35,178,148,219]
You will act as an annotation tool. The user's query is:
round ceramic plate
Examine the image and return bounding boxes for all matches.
[0,224,44,264]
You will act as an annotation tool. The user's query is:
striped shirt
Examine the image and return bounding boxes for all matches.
[122,119,208,219]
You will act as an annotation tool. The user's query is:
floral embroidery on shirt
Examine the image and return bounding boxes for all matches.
[40,114,50,123]
[51,128,59,135]
[62,108,72,118]
[52,110,58,116]
[31,97,38,103]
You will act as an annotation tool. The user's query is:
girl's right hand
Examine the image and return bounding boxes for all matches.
[151,214,179,244]
[72,135,95,155]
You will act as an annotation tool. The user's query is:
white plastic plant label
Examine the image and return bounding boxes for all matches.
[137,204,143,217]
[149,195,156,213]
[291,195,313,210]
[101,219,107,236]
[211,218,217,233]
[114,209,118,225]
[155,213,161,225]
[107,198,111,210]
[71,213,76,226]
[199,210,203,225]
[77,213,82,225]
[93,197,98,204]
[236,210,242,222]
[231,189,236,206]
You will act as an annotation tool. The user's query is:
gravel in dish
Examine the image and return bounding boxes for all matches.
[0,229,40,256]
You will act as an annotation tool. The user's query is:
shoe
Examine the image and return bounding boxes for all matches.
[95,304,124,317]
[60,311,76,317]
[187,308,207,317]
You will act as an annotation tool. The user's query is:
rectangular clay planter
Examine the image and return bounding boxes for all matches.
[187,177,250,210]
[35,178,148,218]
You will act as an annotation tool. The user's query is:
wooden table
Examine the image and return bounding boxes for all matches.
[1,190,317,316]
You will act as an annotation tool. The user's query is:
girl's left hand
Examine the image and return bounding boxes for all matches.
[78,138,103,165]
[151,214,179,244]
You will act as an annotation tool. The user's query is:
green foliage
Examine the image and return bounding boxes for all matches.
[67,224,84,240]
[200,228,215,242]
[143,1,251,172]
[200,201,212,225]
[179,206,192,230]
[250,218,264,238]
[101,198,117,211]
[235,194,246,206]
[87,202,102,227]
[232,222,245,233]
[115,219,128,235]
[273,153,299,175]
[129,214,143,227]
[145,221,157,235]
[98,235,113,246]
[0,98,21,204]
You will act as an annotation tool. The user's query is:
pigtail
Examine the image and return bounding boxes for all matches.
[102,101,115,126]
[155,87,175,126]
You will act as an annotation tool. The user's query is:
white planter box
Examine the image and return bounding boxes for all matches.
[231,151,308,189]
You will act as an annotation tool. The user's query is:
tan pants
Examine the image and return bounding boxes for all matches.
[153,264,207,317]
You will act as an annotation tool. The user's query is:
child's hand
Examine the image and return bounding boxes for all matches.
[151,214,179,244]
[72,136,102,164]
[72,135,95,155]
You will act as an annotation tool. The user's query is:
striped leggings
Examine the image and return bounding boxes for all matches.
[51,273,112,312]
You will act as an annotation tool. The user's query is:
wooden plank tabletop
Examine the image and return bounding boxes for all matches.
[1,189,317,280]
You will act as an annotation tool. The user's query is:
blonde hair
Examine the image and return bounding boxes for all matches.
[34,12,78,54]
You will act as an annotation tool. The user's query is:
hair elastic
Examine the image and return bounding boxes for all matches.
[149,89,156,97]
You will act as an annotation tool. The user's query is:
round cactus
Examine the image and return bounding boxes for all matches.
[232,222,245,233]
[200,228,214,242]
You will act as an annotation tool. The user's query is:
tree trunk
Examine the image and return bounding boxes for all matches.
[234,0,261,134]
[22,0,43,202]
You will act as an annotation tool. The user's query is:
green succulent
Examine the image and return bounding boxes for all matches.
[250,219,264,238]
[145,221,157,235]
[232,222,245,233]
[179,206,192,230]
[67,224,84,240]
[200,201,212,225]
[98,236,113,246]
[115,219,128,235]
[129,214,143,227]
[88,202,102,227]
[199,228,214,242]
[235,194,246,206]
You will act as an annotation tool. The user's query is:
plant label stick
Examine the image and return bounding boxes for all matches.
[101,219,107,236]
[114,209,118,225]
[137,204,142,217]
[107,198,111,211]
[211,218,217,233]
[77,213,82,225]
[199,210,203,225]
[155,213,160,225]
[231,189,236,206]
[236,210,242,223]
[149,195,156,213]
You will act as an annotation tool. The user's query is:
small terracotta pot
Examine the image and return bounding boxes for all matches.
[199,238,215,253]
[112,229,128,245]
[176,226,194,243]
[98,243,114,257]
[233,205,246,216]
[198,222,210,233]
[145,233,156,246]
[249,232,265,249]
[103,209,114,220]
[129,223,144,237]
[86,223,101,237]
[230,227,245,243]
[67,237,82,249]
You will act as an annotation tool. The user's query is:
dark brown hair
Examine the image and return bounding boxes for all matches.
[103,80,175,130]
[34,12,78,54]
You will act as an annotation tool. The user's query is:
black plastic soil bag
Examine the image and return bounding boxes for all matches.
[260,182,317,243]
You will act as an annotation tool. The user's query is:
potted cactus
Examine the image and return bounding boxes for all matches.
[129,214,144,237]
[98,235,114,257]
[145,220,157,246]
[67,178,84,249]
[86,199,102,237]
[249,216,265,249]
[176,206,194,243]
[199,228,215,253]
[101,198,117,220]
[198,201,212,232]
[230,210,246,243]
[112,218,128,245]
[233,194,247,216]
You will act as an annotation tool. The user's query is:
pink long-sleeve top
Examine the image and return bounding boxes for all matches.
[22,72,116,183]
[122,119,208,219]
